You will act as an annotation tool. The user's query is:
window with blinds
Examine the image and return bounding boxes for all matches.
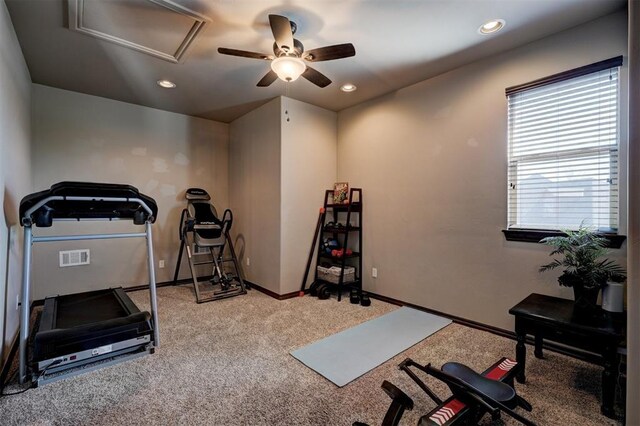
[506,57,621,232]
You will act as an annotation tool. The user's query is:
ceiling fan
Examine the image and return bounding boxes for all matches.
[218,14,355,88]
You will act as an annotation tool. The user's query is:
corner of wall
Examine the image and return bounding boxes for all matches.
[278,97,338,294]
[0,0,33,371]
[228,96,283,294]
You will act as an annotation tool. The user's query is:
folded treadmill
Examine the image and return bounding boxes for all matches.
[18,182,160,386]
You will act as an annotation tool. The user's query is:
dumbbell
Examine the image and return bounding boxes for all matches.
[309,281,319,297]
[360,292,371,307]
[317,284,331,300]
[350,289,360,304]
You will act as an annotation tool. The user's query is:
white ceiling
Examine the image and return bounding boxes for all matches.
[6,0,626,123]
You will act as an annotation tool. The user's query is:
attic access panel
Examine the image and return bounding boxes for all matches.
[68,0,210,63]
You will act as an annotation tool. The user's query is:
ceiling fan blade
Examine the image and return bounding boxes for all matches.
[304,43,356,62]
[269,14,295,53]
[257,70,278,87]
[218,48,271,60]
[302,66,332,88]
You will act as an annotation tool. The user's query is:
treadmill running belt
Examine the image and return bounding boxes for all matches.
[33,288,152,363]
[55,291,131,329]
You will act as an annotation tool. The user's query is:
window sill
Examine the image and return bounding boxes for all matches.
[502,229,626,249]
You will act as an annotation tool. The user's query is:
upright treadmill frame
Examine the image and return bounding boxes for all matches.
[18,195,160,385]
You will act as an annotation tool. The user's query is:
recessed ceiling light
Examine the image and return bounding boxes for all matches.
[478,19,505,35]
[340,83,357,92]
[157,79,176,89]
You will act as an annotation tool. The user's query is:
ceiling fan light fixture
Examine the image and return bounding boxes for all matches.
[340,83,357,92]
[157,79,177,89]
[270,56,306,82]
[478,19,505,35]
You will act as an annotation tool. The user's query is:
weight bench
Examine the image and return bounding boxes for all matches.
[355,357,536,426]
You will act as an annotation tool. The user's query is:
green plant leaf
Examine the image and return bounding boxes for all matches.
[538,223,626,288]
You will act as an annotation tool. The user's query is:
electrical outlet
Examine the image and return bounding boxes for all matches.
[372,267,378,278]
[159,260,165,268]
[246,257,250,266]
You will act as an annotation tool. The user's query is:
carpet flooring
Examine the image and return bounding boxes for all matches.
[0,286,623,425]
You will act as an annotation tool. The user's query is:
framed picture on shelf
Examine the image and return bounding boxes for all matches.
[333,182,349,204]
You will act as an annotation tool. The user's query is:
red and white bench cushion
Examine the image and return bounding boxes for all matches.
[419,357,519,426]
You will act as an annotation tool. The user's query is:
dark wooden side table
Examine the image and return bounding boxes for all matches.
[509,293,625,419]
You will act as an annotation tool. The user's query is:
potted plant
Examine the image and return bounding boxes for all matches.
[539,225,626,315]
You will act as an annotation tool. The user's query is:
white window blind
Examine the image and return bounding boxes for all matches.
[507,60,621,232]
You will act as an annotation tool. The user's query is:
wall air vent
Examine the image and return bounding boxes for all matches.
[59,249,91,267]
[68,0,210,63]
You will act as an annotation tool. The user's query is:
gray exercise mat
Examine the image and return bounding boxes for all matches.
[290,307,451,387]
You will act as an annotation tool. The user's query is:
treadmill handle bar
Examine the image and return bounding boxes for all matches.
[19,226,32,384]
[146,221,160,347]
[33,233,147,243]
[22,196,154,226]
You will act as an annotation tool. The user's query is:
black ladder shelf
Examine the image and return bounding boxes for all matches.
[314,188,363,301]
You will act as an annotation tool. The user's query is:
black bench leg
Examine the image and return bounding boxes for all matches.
[516,332,527,383]
[379,381,414,426]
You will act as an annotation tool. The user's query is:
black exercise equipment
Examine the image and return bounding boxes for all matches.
[360,293,371,307]
[309,281,320,297]
[19,182,159,386]
[354,381,414,426]
[19,181,158,227]
[350,289,360,304]
[173,188,247,303]
[300,207,325,296]
[32,288,153,381]
[356,357,536,426]
[317,283,331,300]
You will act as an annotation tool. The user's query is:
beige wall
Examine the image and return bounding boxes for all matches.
[280,97,337,294]
[229,97,282,293]
[337,12,628,330]
[0,1,31,367]
[229,96,337,295]
[30,85,229,300]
